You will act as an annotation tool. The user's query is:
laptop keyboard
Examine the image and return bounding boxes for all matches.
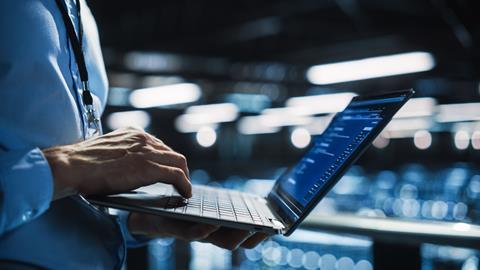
[164,185,270,226]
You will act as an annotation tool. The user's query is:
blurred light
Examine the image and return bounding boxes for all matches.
[372,134,390,149]
[124,52,181,72]
[106,110,151,130]
[286,248,304,268]
[431,200,448,219]
[175,121,218,133]
[175,103,239,133]
[189,242,231,269]
[320,254,337,270]
[355,260,373,270]
[286,92,357,115]
[385,118,432,132]
[302,251,320,270]
[413,130,432,149]
[421,200,434,218]
[437,103,480,123]
[337,257,355,270]
[306,52,435,85]
[399,184,418,199]
[190,169,211,185]
[290,128,311,148]
[232,82,282,101]
[148,239,174,267]
[261,241,281,267]
[237,116,281,135]
[301,115,335,135]
[225,93,271,113]
[262,107,313,126]
[462,256,479,270]
[394,97,436,118]
[392,198,403,216]
[402,199,420,217]
[196,127,217,147]
[287,229,372,246]
[453,222,471,232]
[142,75,184,87]
[244,245,262,262]
[129,83,201,108]
[186,103,238,115]
[107,87,131,106]
[454,130,470,150]
[472,131,480,150]
[453,202,468,220]
[277,246,289,266]
[383,130,417,139]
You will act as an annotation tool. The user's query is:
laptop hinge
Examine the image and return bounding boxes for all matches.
[264,196,298,233]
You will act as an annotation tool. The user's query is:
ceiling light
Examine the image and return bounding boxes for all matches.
[106,110,151,130]
[471,131,480,150]
[186,103,238,116]
[413,130,432,150]
[129,83,201,108]
[290,128,311,149]
[454,131,470,150]
[237,116,281,135]
[196,126,217,148]
[286,92,357,115]
[394,97,436,118]
[372,134,390,149]
[306,52,435,85]
[175,103,239,133]
[385,118,433,132]
[437,103,480,123]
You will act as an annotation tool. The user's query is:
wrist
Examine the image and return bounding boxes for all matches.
[43,146,78,200]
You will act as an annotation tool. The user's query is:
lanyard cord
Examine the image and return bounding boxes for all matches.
[54,0,93,106]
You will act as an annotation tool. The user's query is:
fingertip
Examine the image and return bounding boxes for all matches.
[183,185,192,198]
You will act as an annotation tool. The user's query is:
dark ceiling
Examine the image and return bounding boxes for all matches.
[89,0,480,174]
[89,0,480,99]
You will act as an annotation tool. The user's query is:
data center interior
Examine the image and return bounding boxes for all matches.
[88,0,479,269]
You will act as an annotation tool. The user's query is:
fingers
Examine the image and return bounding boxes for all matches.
[143,161,192,198]
[158,218,219,241]
[201,228,255,250]
[121,128,191,197]
[240,232,270,249]
[146,133,173,151]
[145,149,190,179]
[183,223,220,241]
[128,213,266,250]
[131,214,219,241]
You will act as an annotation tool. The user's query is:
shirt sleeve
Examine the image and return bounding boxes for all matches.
[0,148,54,235]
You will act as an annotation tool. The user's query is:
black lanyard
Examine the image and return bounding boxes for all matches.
[54,0,93,106]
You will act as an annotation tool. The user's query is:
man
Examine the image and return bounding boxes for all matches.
[0,0,267,269]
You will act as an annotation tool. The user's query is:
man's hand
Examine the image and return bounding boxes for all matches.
[43,127,191,200]
[128,213,269,250]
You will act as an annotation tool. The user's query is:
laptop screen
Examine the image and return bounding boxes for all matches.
[271,91,412,225]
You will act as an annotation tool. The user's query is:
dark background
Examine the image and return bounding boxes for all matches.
[88,0,480,178]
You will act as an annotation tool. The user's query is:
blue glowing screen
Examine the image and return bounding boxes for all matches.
[278,96,406,207]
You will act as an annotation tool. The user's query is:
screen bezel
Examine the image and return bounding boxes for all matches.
[267,89,414,235]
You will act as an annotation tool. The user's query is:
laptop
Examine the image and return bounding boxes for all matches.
[89,90,414,236]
